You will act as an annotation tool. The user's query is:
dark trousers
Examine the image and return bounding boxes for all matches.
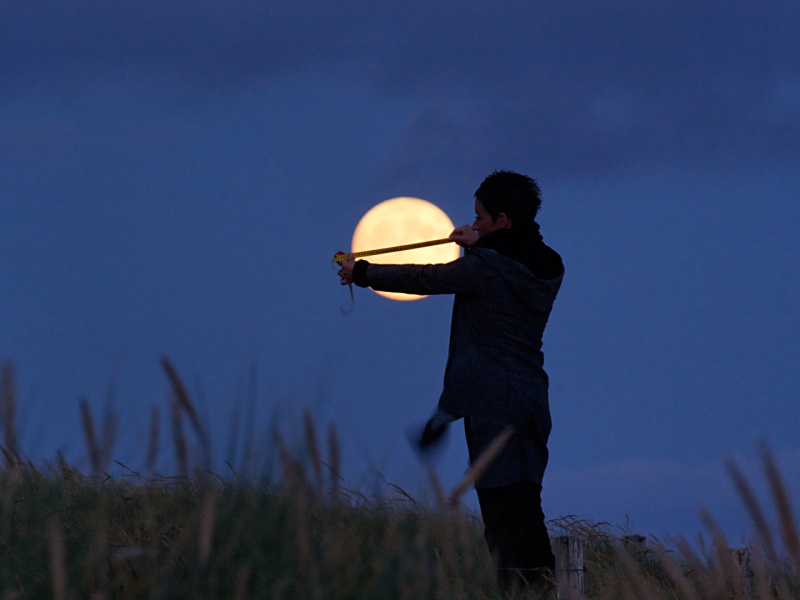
[476,481,555,591]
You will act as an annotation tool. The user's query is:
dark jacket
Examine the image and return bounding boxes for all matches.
[353,227,563,487]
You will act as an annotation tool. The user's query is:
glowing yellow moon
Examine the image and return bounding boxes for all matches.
[352,197,460,301]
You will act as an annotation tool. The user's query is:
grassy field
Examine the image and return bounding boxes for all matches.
[1,361,798,599]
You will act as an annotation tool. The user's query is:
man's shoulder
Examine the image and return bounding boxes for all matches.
[534,244,564,281]
[469,244,564,282]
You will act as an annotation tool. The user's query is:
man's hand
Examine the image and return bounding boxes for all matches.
[336,253,356,285]
[449,225,479,247]
[419,418,448,448]
[406,407,454,460]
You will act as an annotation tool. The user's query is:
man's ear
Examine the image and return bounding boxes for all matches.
[495,212,513,229]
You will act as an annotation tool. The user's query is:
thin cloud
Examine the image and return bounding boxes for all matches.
[2,2,799,178]
[547,447,800,541]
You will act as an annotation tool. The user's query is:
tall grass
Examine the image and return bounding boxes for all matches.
[1,359,798,599]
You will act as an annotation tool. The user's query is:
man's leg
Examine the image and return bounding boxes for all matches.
[476,481,554,591]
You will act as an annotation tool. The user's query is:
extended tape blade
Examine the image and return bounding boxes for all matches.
[331,238,453,263]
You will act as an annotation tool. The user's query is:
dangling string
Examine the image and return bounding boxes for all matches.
[332,238,454,315]
[341,283,354,315]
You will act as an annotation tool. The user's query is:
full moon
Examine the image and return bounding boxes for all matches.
[352,197,460,301]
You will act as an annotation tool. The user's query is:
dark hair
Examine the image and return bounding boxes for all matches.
[474,170,542,228]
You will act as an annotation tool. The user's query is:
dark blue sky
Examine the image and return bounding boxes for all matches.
[2,1,799,542]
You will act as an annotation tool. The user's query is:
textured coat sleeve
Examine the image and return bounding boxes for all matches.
[361,254,489,296]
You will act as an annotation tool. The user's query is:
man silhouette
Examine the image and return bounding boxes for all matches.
[337,171,564,592]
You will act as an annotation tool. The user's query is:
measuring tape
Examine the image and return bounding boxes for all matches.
[331,238,453,263]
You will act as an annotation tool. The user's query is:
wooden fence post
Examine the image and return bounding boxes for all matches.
[731,547,754,598]
[555,535,584,600]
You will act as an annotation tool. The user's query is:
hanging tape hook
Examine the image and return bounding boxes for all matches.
[332,251,354,315]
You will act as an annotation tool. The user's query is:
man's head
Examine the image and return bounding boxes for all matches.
[473,171,542,232]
